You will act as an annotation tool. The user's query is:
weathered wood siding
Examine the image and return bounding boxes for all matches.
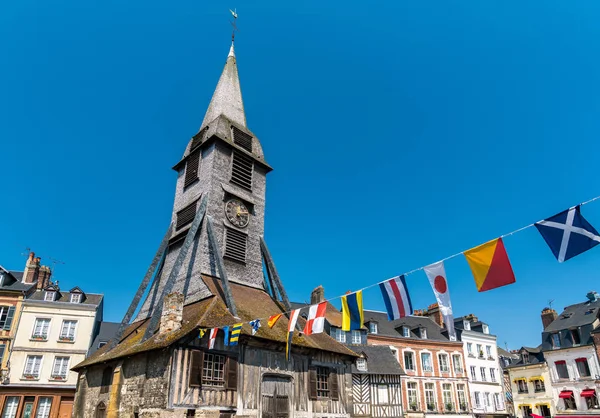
[351,374,402,418]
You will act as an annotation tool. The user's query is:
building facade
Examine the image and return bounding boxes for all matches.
[1,283,103,418]
[541,293,600,418]
[72,39,357,418]
[364,309,472,418]
[506,347,554,418]
[454,315,509,418]
[498,347,519,418]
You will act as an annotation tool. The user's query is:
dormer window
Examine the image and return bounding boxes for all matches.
[463,320,471,330]
[44,291,56,302]
[0,273,5,287]
[70,294,82,304]
[522,352,530,364]
[402,326,410,338]
[357,358,367,371]
[420,327,427,339]
[369,322,378,334]
[482,324,489,334]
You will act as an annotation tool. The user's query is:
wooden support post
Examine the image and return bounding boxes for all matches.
[206,215,238,317]
[261,242,281,301]
[141,195,208,343]
[107,222,173,350]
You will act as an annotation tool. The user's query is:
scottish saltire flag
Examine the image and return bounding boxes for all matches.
[379,275,413,320]
[223,326,230,346]
[535,205,600,262]
[249,319,261,335]
[230,323,242,346]
[341,291,364,331]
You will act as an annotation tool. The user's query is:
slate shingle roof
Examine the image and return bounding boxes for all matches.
[89,322,120,355]
[350,345,405,375]
[27,289,103,306]
[363,310,451,341]
[0,267,34,292]
[543,298,600,333]
[504,346,545,368]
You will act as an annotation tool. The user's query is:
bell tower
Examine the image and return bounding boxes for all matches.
[135,43,272,320]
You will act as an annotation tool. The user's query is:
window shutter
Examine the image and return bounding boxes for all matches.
[308,368,318,400]
[225,357,238,390]
[329,369,339,401]
[184,150,201,189]
[0,345,5,363]
[189,350,203,388]
[4,307,15,330]
[176,200,198,231]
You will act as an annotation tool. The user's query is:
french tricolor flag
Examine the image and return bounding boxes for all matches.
[379,275,413,320]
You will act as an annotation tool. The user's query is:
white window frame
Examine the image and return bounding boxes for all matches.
[369,322,378,334]
[402,326,410,337]
[442,383,453,409]
[486,345,492,358]
[69,293,82,303]
[404,350,415,371]
[407,381,419,409]
[463,320,471,330]
[439,353,450,373]
[480,367,487,381]
[334,328,346,343]
[35,398,52,418]
[424,382,436,410]
[23,355,43,379]
[452,354,464,372]
[470,365,477,380]
[51,356,70,379]
[467,342,474,356]
[474,391,481,408]
[421,328,427,339]
[482,324,489,334]
[421,351,433,372]
[31,318,51,340]
[59,320,78,341]
[2,397,19,418]
[490,368,496,382]
[356,358,367,371]
[351,330,361,344]
[457,384,467,410]
[377,384,389,404]
[44,291,56,302]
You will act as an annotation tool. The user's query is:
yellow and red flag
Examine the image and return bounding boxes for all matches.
[464,237,516,292]
[268,313,283,328]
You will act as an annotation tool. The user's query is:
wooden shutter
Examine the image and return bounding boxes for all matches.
[3,307,15,330]
[176,200,198,231]
[184,150,201,188]
[308,368,318,400]
[329,369,339,401]
[225,357,238,390]
[189,350,203,388]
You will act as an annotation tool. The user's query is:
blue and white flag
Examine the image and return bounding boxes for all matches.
[249,319,261,335]
[379,275,413,320]
[535,205,600,262]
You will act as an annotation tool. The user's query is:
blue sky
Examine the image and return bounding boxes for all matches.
[2,0,600,349]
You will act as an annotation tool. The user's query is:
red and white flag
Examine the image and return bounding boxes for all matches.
[209,327,219,349]
[303,302,327,335]
[423,261,456,339]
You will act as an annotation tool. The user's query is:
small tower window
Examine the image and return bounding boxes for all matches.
[224,228,247,264]
[230,150,253,191]
[176,200,198,230]
[184,150,201,189]
[232,126,253,153]
[44,291,56,302]
[369,322,378,334]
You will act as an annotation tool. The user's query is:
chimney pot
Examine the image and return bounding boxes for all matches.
[310,285,325,305]
[541,307,558,330]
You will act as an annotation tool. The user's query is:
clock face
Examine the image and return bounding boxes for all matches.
[225,198,250,228]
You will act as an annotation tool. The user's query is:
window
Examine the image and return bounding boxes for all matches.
[425,383,436,411]
[585,392,599,409]
[452,354,463,372]
[377,384,389,404]
[442,384,453,411]
[402,326,410,337]
[523,352,530,363]
[230,150,253,191]
[334,328,346,343]
[439,354,450,373]
[521,405,532,417]
[467,342,473,355]
[59,320,77,341]
[0,345,5,364]
[369,322,378,334]
[555,360,569,379]
[35,398,52,418]
[516,379,528,393]
[482,324,489,334]
[98,341,107,349]
[464,320,471,330]
[316,366,330,398]
[0,306,15,330]
[539,404,551,418]
[533,379,545,392]
[420,328,427,339]
[480,367,487,381]
[100,367,113,393]
[224,227,247,264]
[474,392,481,408]
[477,344,484,358]
[44,291,55,301]
[95,402,107,418]
[421,352,433,372]
[457,384,467,411]
[470,366,476,380]
[351,330,361,344]
[232,126,253,152]
[2,397,19,418]
[184,150,200,188]
[490,368,496,382]
[404,351,415,371]
[484,392,491,407]
[70,293,82,303]
[407,382,418,410]
[486,345,492,358]
[51,356,70,379]
[552,333,561,348]
[23,355,42,379]
[494,393,504,410]
[356,358,367,371]
[563,393,577,410]
[571,329,581,345]
[576,358,591,377]
[176,200,198,230]
[32,318,50,340]
[202,353,226,387]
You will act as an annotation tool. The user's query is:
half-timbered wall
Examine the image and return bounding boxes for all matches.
[351,374,402,418]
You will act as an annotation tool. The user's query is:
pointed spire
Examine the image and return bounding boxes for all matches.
[201,43,246,129]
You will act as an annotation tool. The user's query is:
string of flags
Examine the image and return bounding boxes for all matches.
[196,197,600,355]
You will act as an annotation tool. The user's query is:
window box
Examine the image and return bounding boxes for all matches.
[58,336,75,343]
[459,403,468,412]
[409,402,419,411]
[445,403,454,412]
[22,374,39,380]
[30,335,47,341]
[50,375,67,381]
[468,353,476,358]
[488,356,495,360]
[427,403,436,411]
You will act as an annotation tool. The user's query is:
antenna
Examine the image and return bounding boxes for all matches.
[548,299,555,309]
[48,257,65,276]
[20,247,31,258]
[229,8,238,43]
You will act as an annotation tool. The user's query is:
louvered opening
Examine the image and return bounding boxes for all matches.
[190,127,208,152]
[176,200,198,230]
[232,126,253,153]
[224,228,247,264]
[230,150,253,191]
[184,150,200,189]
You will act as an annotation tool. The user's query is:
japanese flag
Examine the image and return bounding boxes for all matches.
[424,261,456,339]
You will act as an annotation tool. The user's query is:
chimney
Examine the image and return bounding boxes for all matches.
[160,292,184,334]
[586,291,599,302]
[311,285,325,305]
[541,307,558,330]
[23,252,41,284]
[36,266,52,290]
[426,303,444,328]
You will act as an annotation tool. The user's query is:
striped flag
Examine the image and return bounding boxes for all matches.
[379,275,413,320]
[341,291,364,331]
[208,328,218,349]
[303,302,327,335]
[230,323,242,346]
[286,309,300,361]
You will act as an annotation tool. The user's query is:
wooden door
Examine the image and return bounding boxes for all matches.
[261,375,292,418]
[57,398,74,418]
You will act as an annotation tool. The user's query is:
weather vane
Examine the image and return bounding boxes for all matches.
[229,8,238,43]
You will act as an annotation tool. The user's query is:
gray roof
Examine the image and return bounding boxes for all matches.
[544,298,600,333]
[505,346,545,369]
[497,347,519,359]
[363,310,451,341]
[351,345,405,375]
[9,271,23,282]
[0,267,34,292]
[27,289,103,306]
[88,322,120,355]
